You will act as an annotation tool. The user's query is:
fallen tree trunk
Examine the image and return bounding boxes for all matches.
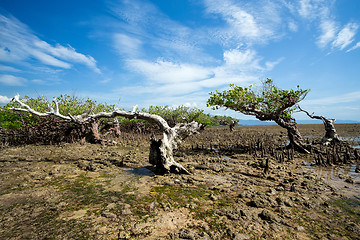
[298,106,340,145]
[11,94,202,174]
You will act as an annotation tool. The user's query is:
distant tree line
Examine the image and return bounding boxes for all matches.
[0,94,238,145]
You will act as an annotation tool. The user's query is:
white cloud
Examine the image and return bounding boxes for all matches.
[203,0,280,43]
[0,14,100,73]
[296,1,359,52]
[117,47,275,105]
[31,79,46,84]
[109,0,212,65]
[0,95,12,104]
[0,74,27,86]
[297,0,332,20]
[113,33,142,57]
[298,0,317,19]
[29,49,72,69]
[332,23,358,50]
[126,59,213,84]
[33,40,100,73]
[223,48,261,69]
[302,91,360,106]
[288,21,298,32]
[347,41,360,52]
[317,19,338,48]
[0,64,20,72]
[103,0,359,115]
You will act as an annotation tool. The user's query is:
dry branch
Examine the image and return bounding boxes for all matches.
[298,105,340,145]
[11,94,202,174]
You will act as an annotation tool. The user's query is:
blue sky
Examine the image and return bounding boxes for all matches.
[0,0,359,121]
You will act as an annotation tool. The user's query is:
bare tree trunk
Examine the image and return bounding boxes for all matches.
[88,120,102,143]
[229,120,236,132]
[298,106,340,145]
[149,122,201,174]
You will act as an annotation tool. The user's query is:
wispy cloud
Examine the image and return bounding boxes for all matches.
[106,0,285,106]
[113,33,142,57]
[0,14,100,73]
[108,0,214,64]
[288,21,298,32]
[303,91,360,105]
[298,0,327,19]
[204,0,260,39]
[332,23,358,50]
[347,41,360,52]
[0,95,12,104]
[317,19,338,48]
[104,0,357,110]
[0,64,20,72]
[203,0,286,45]
[118,48,278,101]
[126,59,213,84]
[296,0,359,52]
[0,74,27,86]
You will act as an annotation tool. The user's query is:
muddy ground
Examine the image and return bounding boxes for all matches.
[0,124,359,239]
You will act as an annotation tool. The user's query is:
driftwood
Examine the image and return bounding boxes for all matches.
[11,94,202,174]
[298,106,340,145]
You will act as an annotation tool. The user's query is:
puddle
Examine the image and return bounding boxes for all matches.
[340,136,360,142]
[303,162,360,199]
[123,166,154,176]
[218,156,231,160]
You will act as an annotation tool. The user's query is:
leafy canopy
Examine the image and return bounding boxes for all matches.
[1,95,238,130]
[207,78,309,121]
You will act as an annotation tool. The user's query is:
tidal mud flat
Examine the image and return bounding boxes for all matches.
[0,124,359,239]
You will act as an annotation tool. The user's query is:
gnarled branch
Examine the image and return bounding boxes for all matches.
[298,105,340,145]
[11,94,202,174]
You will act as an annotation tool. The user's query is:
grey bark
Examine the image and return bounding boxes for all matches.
[298,106,340,145]
[275,117,309,153]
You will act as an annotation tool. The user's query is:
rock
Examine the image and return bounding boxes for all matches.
[209,193,218,201]
[77,160,96,171]
[276,196,293,207]
[198,232,211,240]
[214,207,245,220]
[345,178,354,184]
[118,230,131,239]
[238,190,253,199]
[101,211,117,220]
[303,201,314,209]
[185,203,197,209]
[178,228,196,239]
[346,222,360,233]
[248,197,268,208]
[50,201,67,211]
[295,226,305,231]
[122,204,132,215]
[266,188,276,196]
[279,206,293,219]
[233,233,251,240]
[201,223,210,231]
[259,209,280,223]
[18,183,28,188]
[105,203,117,210]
